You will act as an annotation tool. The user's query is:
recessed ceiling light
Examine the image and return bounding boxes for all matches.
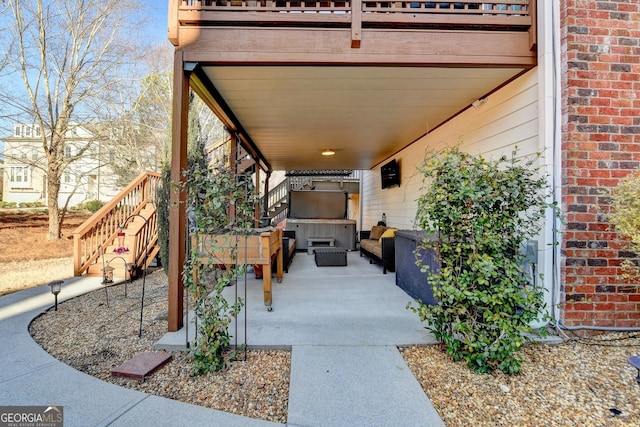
[321,149,335,156]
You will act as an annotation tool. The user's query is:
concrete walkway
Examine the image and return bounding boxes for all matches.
[0,252,446,427]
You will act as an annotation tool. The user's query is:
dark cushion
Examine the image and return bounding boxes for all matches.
[369,225,387,241]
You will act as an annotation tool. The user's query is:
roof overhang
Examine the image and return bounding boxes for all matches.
[192,64,528,171]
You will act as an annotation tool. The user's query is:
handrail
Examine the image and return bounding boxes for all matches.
[72,171,161,276]
[174,0,533,49]
[177,1,531,20]
[258,178,289,221]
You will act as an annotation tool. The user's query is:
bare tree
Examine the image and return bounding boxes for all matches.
[0,2,11,75]
[1,0,142,240]
[104,44,173,185]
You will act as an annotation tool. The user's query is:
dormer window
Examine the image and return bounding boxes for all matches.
[14,125,22,136]
[25,126,32,137]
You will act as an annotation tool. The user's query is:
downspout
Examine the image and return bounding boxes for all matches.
[359,170,364,237]
[550,0,562,323]
[534,0,561,329]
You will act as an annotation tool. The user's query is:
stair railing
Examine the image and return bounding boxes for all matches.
[258,178,289,223]
[72,171,161,276]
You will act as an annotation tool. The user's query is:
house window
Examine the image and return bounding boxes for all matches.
[14,125,22,137]
[9,166,31,188]
[64,146,73,157]
[34,125,41,137]
[31,149,38,161]
[64,172,72,184]
[25,126,31,137]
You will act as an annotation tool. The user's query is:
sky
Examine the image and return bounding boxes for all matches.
[139,2,170,46]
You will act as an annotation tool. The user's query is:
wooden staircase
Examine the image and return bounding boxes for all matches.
[72,171,161,280]
[86,202,158,279]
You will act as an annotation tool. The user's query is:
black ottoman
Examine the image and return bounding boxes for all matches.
[314,247,347,267]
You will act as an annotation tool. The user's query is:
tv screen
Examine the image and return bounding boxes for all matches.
[381,159,400,189]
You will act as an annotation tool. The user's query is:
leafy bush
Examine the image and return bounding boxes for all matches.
[81,200,104,213]
[0,201,18,209]
[181,161,258,375]
[18,201,44,208]
[609,170,640,280]
[156,164,171,272]
[409,147,555,374]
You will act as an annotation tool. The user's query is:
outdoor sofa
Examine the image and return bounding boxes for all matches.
[359,225,396,274]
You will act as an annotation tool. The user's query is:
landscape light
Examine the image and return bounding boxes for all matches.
[48,280,63,311]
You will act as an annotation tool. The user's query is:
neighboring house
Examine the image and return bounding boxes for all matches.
[164,1,639,332]
[1,123,120,207]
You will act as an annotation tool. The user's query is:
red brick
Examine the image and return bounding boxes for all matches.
[613,311,629,320]
[586,276,608,285]
[592,319,616,327]
[574,285,596,294]
[560,0,640,329]
[614,319,639,328]
[573,302,594,311]
[597,179,620,187]
[607,294,628,302]
[589,151,613,160]
[594,267,618,275]
[588,223,610,232]
[616,303,638,312]
[594,302,616,311]
[563,310,587,320]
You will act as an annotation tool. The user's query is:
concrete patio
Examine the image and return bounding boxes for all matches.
[0,249,446,426]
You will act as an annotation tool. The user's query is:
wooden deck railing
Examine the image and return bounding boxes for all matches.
[174,1,531,25]
[72,171,162,276]
[171,0,534,48]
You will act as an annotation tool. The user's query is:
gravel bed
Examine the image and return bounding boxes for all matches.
[29,270,640,426]
[29,270,290,424]
[402,334,640,426]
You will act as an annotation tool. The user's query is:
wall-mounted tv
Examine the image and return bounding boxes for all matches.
[381,159,400,189]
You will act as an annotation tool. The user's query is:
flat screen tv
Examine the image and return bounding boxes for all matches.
[381,159,400,189]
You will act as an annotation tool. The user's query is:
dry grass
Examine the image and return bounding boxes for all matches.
[0,210,91,296]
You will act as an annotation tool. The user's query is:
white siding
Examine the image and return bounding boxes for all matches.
[2,125,122,206]
[362,68,540,232]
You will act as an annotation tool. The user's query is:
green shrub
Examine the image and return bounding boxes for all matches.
[156,164,171,273]
[409,147,555,374]
[181,161,257,375]
[609,170,640,279]
[18,201,44,208]
[0,201,17,209]
[82,200,104,213]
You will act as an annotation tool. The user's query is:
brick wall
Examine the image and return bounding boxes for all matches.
[561,0,640,327]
